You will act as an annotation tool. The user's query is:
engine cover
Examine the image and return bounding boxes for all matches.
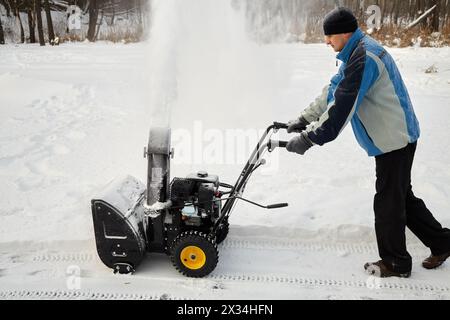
[186,171,219,186]
[169,171,220,221]
[198,183,216,214]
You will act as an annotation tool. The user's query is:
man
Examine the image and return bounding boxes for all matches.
[286,7,450,278]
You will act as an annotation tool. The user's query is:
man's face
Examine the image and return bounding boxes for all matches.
[324,33,353,52]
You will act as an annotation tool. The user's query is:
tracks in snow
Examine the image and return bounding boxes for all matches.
[221,238,428,255]
[209,274,450,294]
[29,235,430,263]
[32,252,94,263]
[0,290,186,300]
[2,235,447,300]
[2,272,449,300]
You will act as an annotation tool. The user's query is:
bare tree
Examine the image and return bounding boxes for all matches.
[27,0,35,43]
[35,0,45,45]
[1,0,11,17]
[87,0,99,41]
[94,8,103,39]
[43,0,54,42]
[406,4,437,30]
[0,12,5,44]
[10,0,25,43]
[393,0,400,25]
[431,0,440,31]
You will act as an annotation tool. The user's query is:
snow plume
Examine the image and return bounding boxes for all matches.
[146,0,273,129]
[146,0,247,128]
[171,0,257,128]
[146,0,179,128]
[145,0,285,175]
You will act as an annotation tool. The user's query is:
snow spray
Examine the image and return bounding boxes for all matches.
[146,0,279,173]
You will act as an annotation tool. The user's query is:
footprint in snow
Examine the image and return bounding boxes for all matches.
[51,144,71,155]
[0,207,25,217]
[5,254,25,264]
[65,130,87,141]
[27,270,47,276]
[0,156,18,167]
[27,99,41,109]
[15,175,44,191]
[212,282,225,290]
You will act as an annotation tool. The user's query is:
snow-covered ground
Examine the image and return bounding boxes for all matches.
[1,1,450,300]
[1,41,449,300]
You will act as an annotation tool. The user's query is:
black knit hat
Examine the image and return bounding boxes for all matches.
[323,7,358,35]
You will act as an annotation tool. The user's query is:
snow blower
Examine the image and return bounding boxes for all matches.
[91,122,290,277]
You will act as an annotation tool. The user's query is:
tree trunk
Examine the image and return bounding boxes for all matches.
[87,0,99,42]
[0,13,5,45]
[94,9,103,40]
[14,0,25,43]
[43,0,55,42]
[393,0,400,25]
[431,0,440,31]
[1,0,11,17]
[444,0,450,26]
[135,0,141,25]
[27,2,36,43]
[35,0,45,45]
[110,3,115,26]
[406,4,437,30]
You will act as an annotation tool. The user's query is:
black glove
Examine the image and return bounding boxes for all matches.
[286,132,314,155]
[287,116,310,134]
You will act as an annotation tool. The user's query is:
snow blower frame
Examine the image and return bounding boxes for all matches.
[91,122,290,277]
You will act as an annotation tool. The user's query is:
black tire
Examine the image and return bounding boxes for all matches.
[170,231,219,278]
[215,220,229,244]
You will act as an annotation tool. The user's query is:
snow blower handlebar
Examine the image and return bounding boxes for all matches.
[273,122,289,130]
[268,140,288,150]
[231,122,289,193]
[213,122,290,231]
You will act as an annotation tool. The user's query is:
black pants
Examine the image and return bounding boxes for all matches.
[374,142,450,273]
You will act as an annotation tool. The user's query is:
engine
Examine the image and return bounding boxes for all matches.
[169,171,221,227]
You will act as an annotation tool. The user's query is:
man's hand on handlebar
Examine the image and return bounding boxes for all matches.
[286,116,310,134]
[286,132,314,155]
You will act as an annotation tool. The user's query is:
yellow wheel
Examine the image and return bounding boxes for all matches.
[180,246,206,270]
[170,231,218,278]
